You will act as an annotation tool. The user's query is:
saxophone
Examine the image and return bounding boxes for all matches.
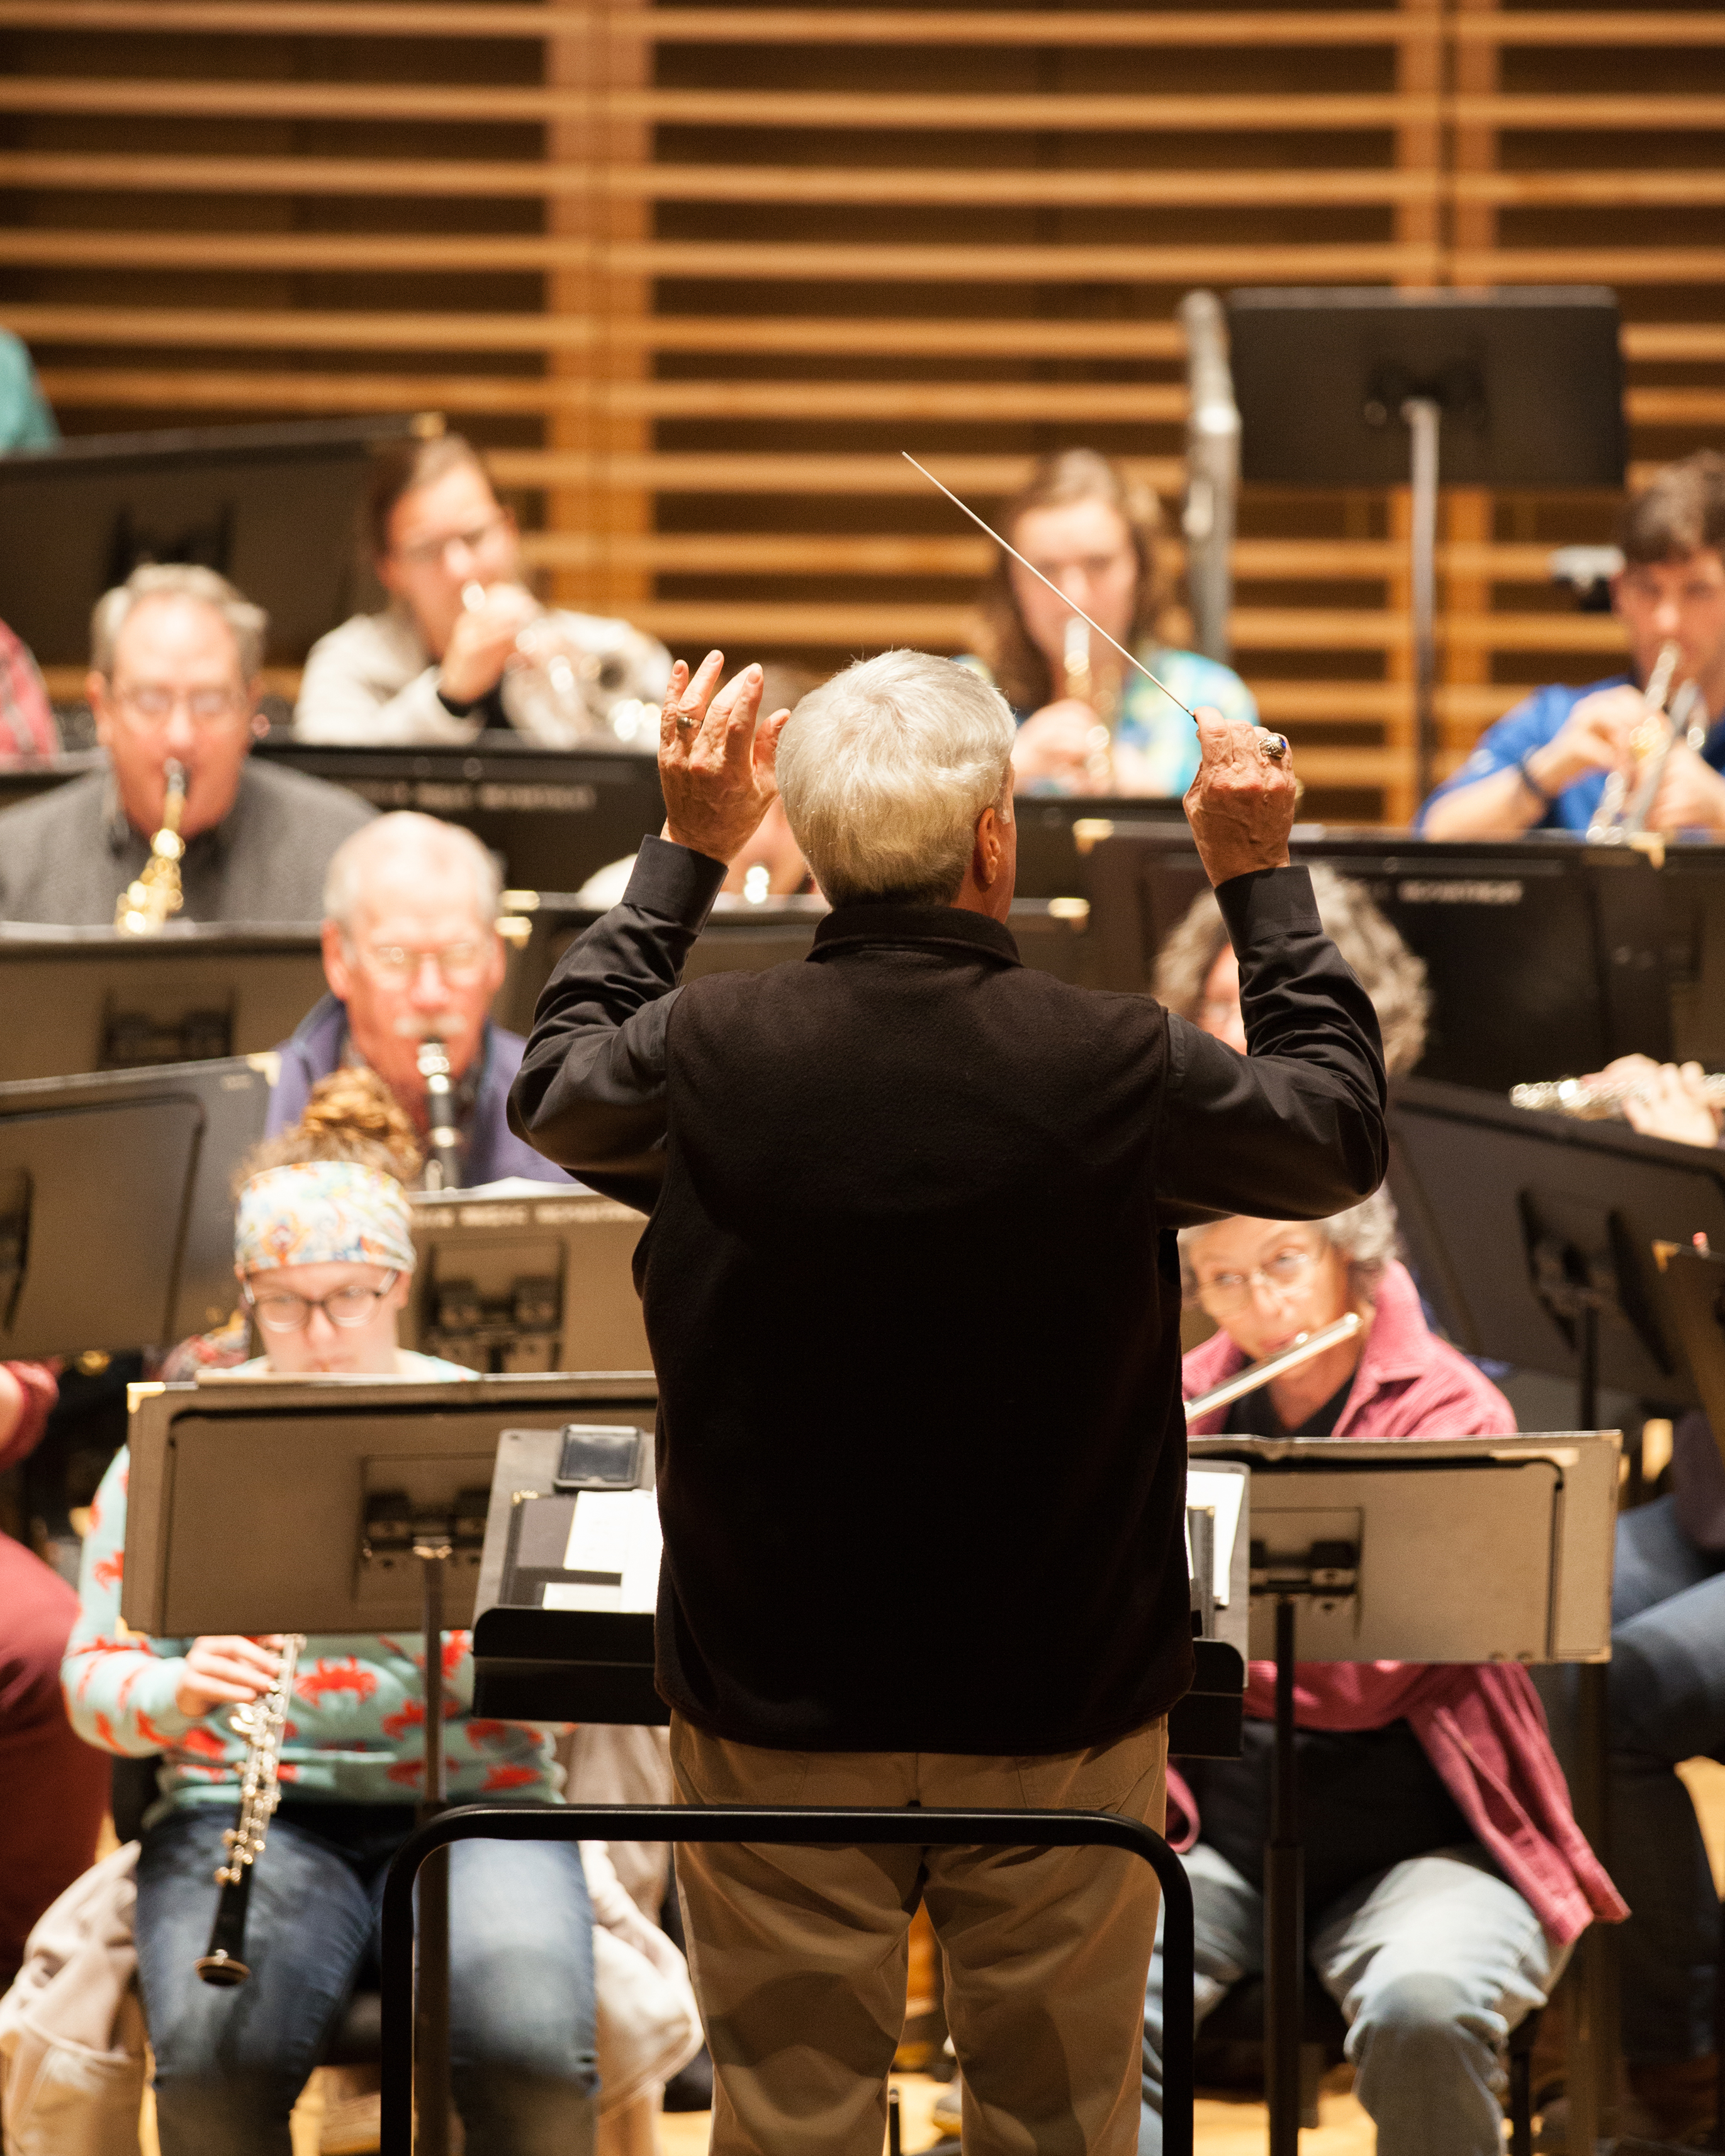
[115,759,188,935]
[194,1633,305,1987]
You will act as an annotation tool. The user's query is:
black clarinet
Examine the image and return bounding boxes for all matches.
[417,1037,462,1192]
[194,1634,303,1987]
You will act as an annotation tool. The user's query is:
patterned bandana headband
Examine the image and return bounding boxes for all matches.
[234,1160,417,1277]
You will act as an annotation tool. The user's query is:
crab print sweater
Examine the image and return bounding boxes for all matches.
[64,1447,560,1821]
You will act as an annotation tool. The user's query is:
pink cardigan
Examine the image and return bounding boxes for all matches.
[1175,1260,1626,1946]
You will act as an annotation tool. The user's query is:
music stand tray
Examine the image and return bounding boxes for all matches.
[1188,1431,1618,2156]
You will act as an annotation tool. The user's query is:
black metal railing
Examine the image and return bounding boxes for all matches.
[380,1802,1194,2156]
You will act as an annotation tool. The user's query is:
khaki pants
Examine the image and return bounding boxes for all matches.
[670,1713,1168,2156]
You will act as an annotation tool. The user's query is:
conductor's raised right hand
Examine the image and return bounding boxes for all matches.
[1184,705,1298,889]
[659,652,794,867]
[174,1634,284,1721]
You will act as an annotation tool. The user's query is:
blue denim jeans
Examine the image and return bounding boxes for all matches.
[135,1803,598,2156]
[1140,1841,1561,2156]
[1609,1492,1725,2062]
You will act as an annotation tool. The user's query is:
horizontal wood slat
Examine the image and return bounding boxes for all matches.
[0,232,1444,280]
[487,453,1192,495]
[3,6,1719,46]
[0,79,1446,128]
[0,153,1445,208]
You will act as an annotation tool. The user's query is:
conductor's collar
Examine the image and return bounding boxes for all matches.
[810,903,1021,966]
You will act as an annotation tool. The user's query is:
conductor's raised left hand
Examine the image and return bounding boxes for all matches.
[659,650,794,866]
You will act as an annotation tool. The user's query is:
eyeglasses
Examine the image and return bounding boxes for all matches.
[113,684,248,729]
[1195,1244,1322,1316]
[393,516,510,569]
[358,941,490,986]
[244,1272,400,1333]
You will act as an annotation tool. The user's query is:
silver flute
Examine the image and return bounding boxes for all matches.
[194,1634,305,1987]
[1184,1312,1363,1422]
[1511,1072,1725,1121]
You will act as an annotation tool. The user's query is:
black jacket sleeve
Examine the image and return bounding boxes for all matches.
[1157,864,1388,1227]
[507,836,726,1210]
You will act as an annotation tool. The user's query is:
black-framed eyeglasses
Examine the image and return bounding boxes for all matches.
[242,1272,401,1334]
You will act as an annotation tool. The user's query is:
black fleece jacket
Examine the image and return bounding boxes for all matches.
[510,839,1386,1754]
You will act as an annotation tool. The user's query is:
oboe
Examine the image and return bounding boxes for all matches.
[195,1634,305,1987]
[417,1036,461,1191]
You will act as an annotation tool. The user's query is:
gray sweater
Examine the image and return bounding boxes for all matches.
[0,759,374,925]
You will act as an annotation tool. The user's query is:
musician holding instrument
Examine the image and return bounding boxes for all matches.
[0,565,374,927]
[268,811,569,1188]
[1419,453,1725,840]
[1139,1191,1624,2156]
[962,448,1259,798]
[61,1074,599,2156]
[294,431,671,749]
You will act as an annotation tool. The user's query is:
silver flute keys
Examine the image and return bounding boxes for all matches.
[1511,1072,1725,1120]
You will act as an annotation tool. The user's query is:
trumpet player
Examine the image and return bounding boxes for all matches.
[1420,451,1725,839]
[0,565,373,926]
[60,1074,601,2156]
[962,448,1259,798]
[1138,1192,1624,2156]
[294,431,671,747]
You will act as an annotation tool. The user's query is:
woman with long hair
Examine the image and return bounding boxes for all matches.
[965,447,1258,796]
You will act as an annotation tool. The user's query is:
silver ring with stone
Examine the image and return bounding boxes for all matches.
[1257,731,1291,764]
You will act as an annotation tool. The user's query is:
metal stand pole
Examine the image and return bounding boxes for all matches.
[414,1540,452,2156]
[1403,396,1441,811]
[1566,1301,1622,2152]
[1265,1595,1303,2156]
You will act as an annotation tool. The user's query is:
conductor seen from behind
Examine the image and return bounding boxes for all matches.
[509,648,1387,2156]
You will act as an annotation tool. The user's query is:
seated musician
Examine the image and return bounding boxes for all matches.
[0,1360,107,1995]
[294,430,671,747]
[1140,1190,1624,2156]
[961,447,1257,797]
[1155,863,1430,1076]
[62,1071,598,2155]
[0,564,374,926]
[269,810,568,1187]
[0,613,60,753]
[1419,451,1725,839]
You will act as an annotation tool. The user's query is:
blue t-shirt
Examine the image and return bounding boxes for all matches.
[1417,674,1725,835]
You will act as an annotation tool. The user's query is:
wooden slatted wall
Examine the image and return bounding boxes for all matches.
[1,1,1722,821]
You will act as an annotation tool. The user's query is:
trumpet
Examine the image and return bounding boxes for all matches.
[1062,619,1120,789]
[1510,1071,1725,1121]
[1184,1311,1364,1423]
[115,759,186,935]
[1587,641,1706,842]
[459,581,660,749]
[417,1036,461,1191]
[195,1633,305,1987]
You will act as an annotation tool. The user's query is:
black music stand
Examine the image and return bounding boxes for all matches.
[1186,1431,1617,2156]
[0,1055,271,1358]
[0,414,429,668]
[0,921,325,1083]
[1386,1079,1725,2152]
[123,1372,660,2156]
[1227,288,1626,807]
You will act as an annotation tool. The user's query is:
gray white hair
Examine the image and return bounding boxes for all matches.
[91,563,267,680]
[322,811,502,935]
[1177,1184,1401,1302]
[775,649,1016,907]
[1154,863,1430,1077]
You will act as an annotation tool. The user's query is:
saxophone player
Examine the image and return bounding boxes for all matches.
[0,565,374,927]
[60,1073,600,2156]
